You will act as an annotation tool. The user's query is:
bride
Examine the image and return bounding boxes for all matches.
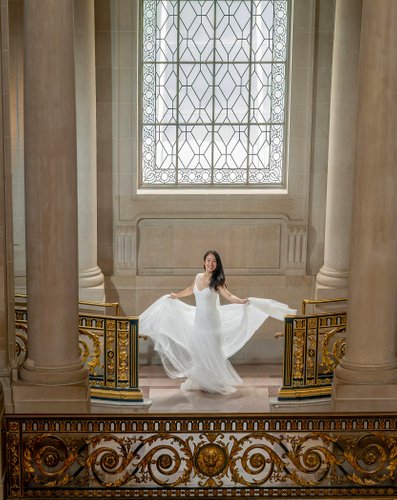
[139,250,296,395]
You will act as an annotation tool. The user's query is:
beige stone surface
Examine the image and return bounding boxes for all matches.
[333,0,397,410]
[13,381,90,413]
[15,0,90,411]
[75,0,105,298]
[316,0,362,298]
[137,218,284,275]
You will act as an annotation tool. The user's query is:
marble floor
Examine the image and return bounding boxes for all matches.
[92,363,332,414]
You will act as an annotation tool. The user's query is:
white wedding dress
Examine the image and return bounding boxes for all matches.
[139,275,296,395]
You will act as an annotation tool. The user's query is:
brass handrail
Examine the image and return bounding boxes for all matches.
[275,297,348,338]
[78,300,120,316]
[15,293,121,316]
[301,297,347,315]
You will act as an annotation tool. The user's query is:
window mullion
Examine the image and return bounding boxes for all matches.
[211,0,216,186]
[175,0,181,186]
[246,0,254,186]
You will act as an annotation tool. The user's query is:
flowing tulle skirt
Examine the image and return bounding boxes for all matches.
[140,295,296,395]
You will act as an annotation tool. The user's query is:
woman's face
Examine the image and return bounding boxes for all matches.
[204,253,217,274]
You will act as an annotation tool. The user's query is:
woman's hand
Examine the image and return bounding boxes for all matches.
[170,292,179,299]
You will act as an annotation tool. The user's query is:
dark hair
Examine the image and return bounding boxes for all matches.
[203,250,226,292]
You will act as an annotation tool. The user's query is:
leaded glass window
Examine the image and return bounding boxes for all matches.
[141,0,290,188]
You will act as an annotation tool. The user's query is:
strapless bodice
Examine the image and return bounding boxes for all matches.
[194,284,220,307]
[194,283,221,327]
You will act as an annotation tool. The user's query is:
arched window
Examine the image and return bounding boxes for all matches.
[141,0,290,188]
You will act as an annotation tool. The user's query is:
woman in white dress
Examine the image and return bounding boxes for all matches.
[139,250,296,395]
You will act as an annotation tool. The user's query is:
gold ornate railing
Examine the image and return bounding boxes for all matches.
[279,309,347,399]
[5,413,397,498]
[15,307,143,402]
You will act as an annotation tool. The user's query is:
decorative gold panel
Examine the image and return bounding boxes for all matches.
[5,414,397,498]
[279,312,347,399]
[14,307,143,402]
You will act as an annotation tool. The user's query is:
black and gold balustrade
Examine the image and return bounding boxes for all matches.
[5,413,397,498]
[15,304,143,403]
[16,295,348,403]
[278,299,347,400]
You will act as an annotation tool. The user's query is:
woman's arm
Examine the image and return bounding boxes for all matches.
[219,285,248,304]
[170,280,195,299]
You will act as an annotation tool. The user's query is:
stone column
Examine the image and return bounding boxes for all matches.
[332,0,397,411]
[315,0,362,301]
[0,0,14,414]
[74,0,105,303]
[13,0,89,412]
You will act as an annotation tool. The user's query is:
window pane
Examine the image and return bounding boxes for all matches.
[179,1,214,62]
[178,125,213,184]
[214,63,250,123]
[215,1,251,61]
[179,64,213,123]
[141,0,290,188]
[213,125,248,184]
